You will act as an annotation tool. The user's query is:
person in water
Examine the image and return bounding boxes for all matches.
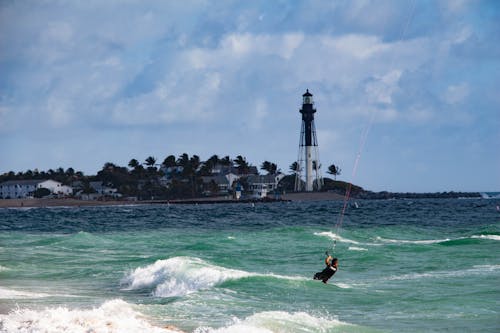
[313,254,338,284]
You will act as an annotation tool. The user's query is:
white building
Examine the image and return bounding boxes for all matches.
[247,174,285,198]
[0,180,39,198]
[201,172,240,195]
[0,179,73,199]
[41,180,73,196]
[89,181,120,198]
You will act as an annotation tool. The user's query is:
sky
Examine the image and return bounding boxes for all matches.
[0,0,499,193]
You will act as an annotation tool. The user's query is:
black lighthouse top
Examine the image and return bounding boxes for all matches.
[302,89,313,105]
[299,89,317,146]
[300,89,316,116]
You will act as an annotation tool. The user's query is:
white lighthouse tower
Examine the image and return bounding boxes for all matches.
[295,89,323,192]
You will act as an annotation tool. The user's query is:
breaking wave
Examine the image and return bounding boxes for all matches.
[471,234,500,241]
[122,257,305,298]
[316,231,500,246]
[193,311,359,333]
[0,299,177,333]
[374,236,451,245]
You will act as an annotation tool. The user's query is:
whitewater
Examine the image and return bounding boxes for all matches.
[0,198,499,332]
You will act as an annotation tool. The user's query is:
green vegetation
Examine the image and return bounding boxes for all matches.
[1,155,480,200]
[0,168,84,185]
[0,154,345,200]
[34,187,51,198]
[327,164,341,180]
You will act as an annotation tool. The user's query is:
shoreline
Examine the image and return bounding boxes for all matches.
[0,192,347,208]
[0,191,485,209]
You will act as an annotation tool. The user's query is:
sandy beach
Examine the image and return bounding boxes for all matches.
[0,198,138,208]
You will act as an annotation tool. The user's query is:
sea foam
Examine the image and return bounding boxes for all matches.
[315,230,500,247]
[348,246,368,251]
[314,231,381,246]
[0,299,177,333]
[378,234,500,244]
[193,311,355,333]
[0,287,49,299]
[314,231,361,245]
[471,234,500,241]
[122,257,306,297]
[374,236,451,245]
[122,257,253,297]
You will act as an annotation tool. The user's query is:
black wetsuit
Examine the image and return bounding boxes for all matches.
[313,265,337,283]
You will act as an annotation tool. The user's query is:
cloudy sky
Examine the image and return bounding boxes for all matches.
[1,0,498,192]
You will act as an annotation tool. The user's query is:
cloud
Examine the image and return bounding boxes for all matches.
[246,98,269,130]
[186,32,304,69]
[326,34,389,60]
[365,70,402,105]
[46,96,72,127]
[0,0,498,191]
[1,3,437,134]
[444,83,469,104]
[442,0,470,15]
[110,70,221,126]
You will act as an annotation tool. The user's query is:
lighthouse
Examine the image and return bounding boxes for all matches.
[295,89,323,192]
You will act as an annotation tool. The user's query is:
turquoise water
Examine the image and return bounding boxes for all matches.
[0,199,499,332]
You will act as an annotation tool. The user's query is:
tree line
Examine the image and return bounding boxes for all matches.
[2,155,479,200]
[0,153,343,200]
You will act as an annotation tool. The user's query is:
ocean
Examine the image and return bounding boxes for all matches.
[0,198,499,332]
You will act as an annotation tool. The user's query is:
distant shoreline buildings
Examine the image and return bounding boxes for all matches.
[0,159,288,201]
[0,179,72,199]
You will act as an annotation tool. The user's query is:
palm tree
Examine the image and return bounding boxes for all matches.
[261,161,270,173]
[188,155,202,196]
[128,159,140,170]
[145,156,158,175]
[261,161,278,174]
[289,162,300,174]
[128,158,144,177]
[103,162,118,171]
[162,155,177,168]
[66,168,75,177]
[176,153,192,178]
[177,153,190,168]
[190,155,201,172]
[327,164,341,180]
[234,155,249,174]
[206,155,220,168]
[269,163,278,174]
[145,156,157,168]
[220,155,232,166]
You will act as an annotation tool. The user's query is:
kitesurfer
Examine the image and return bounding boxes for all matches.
[313,253,338,284]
